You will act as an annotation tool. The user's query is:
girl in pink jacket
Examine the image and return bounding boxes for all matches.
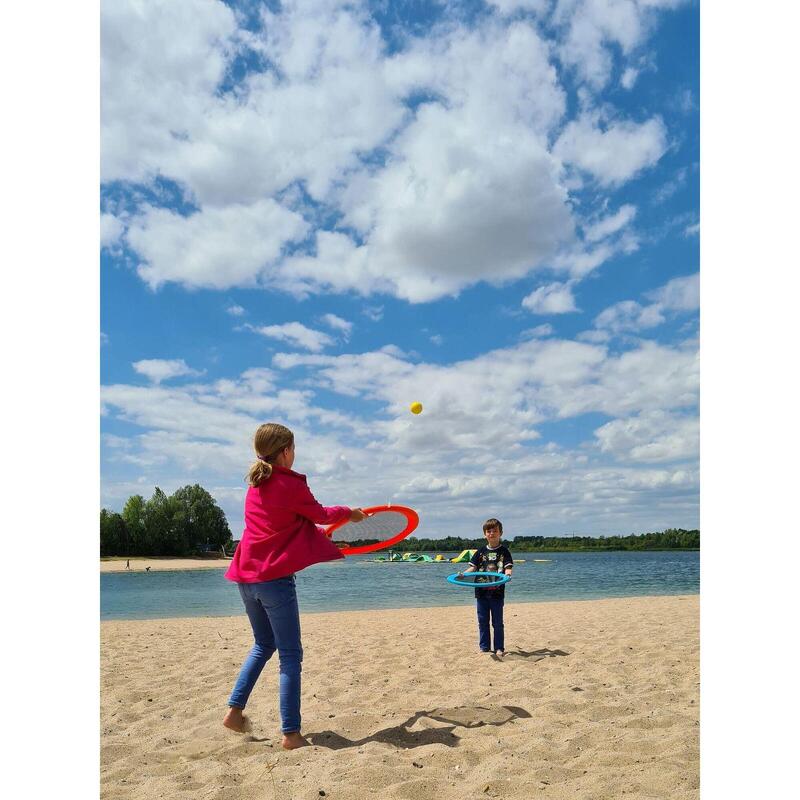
[223,423,366,749]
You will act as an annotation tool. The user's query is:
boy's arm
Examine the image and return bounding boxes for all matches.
[459,549,480,575]
[465,548,481,572]
[504,547,514,576]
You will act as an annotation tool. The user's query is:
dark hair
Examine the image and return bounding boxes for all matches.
[482,518,503,533]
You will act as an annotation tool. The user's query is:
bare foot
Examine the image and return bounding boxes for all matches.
[223,707,251,733]
[281,731,310,750]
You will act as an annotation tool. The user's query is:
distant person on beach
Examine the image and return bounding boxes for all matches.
[222,422,366,750]
[125,559,130,569]
[460,518,513,656]
[145,566,150,572]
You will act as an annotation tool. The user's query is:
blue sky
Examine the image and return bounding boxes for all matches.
[100,0,700,539]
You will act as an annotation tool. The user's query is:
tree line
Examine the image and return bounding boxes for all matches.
[100,485,233,557]
[394,528,699,552]
[101,484,699,556]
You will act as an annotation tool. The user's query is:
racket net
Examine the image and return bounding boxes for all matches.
[451,572,506,586]
[329,510,410,544]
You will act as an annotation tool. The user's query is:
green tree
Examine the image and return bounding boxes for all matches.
[103,485,233,556]
[121,494,147,555]
[172,484,232,553]
[100,509,127,556]
[143,487,183,555]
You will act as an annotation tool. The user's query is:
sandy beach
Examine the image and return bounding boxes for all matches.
[100,594,698,800]
[101,558,231,573]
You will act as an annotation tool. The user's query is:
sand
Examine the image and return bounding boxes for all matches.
[101,595,699,800]
[101,558,230,573]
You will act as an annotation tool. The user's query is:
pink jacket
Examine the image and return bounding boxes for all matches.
[225,465,349,583]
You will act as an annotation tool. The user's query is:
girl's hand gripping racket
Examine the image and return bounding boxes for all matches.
[324,504,419,555]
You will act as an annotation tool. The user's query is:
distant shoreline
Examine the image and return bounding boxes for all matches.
[101,548,698,573]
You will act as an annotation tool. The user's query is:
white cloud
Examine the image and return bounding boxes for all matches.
[102,0,404,204]
[553,0,641,88]
[384,21,567,138]
[100,2,687,304]
[576,328,610,344]
[363,305,384,322]
[592,272,698,336]
[101,0,239,184]
[226,304,246,317]
[522,281,579,314]
[620,66,638,89]
[554,113,667,186]
[684,222,700,237]
[547,202,639,279]
[583,204,637,242]
[300,102,575,302]
[250,322,335,353]
[103,6,586,301]
[132,358,203,384]
[651,166,688,204]
[549,340,698,418]
[552,0,688,89]
[552,230,640,279]
[594,410,698,462]
[670,87,697,114]
[646,273,699,311]
[551,241,615,278]
[126,200,309,290]
[594,299,665,334]
[523,324,555,338]
[100,213,124,249]
[272,336,697,435]
[488,0,550,15]
[104,333,699,535]
[319,314,353,339]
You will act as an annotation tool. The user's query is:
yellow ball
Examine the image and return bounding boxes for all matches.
[410,401,423,415]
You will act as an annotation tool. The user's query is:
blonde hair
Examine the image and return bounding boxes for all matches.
[246,423,294,487]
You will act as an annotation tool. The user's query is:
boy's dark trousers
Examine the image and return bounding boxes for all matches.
[476,595,505,652]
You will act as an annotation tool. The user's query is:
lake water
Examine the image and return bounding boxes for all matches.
[101,550,699,620]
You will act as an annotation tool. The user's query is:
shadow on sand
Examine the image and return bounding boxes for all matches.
[307,705,532,750]
[493,647,570,662]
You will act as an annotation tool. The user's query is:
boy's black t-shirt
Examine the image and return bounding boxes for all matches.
[469,544,513,599]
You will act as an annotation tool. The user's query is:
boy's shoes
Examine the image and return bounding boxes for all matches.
[495,650,506,658]
[480,649,492,653]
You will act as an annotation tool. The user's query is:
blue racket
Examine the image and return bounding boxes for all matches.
[446,571,510,588]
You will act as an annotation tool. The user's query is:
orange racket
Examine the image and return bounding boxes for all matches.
[325,504,419,556]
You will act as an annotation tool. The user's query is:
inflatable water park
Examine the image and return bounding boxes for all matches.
[368,549,534,563]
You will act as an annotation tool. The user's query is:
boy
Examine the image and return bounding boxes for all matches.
[462,518,513,656]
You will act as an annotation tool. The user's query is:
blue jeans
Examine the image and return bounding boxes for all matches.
[228,576,303,733]
[476,595,505,652]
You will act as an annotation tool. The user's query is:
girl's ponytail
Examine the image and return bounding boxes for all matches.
[246,423,294,487]
[246,458,273,487]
